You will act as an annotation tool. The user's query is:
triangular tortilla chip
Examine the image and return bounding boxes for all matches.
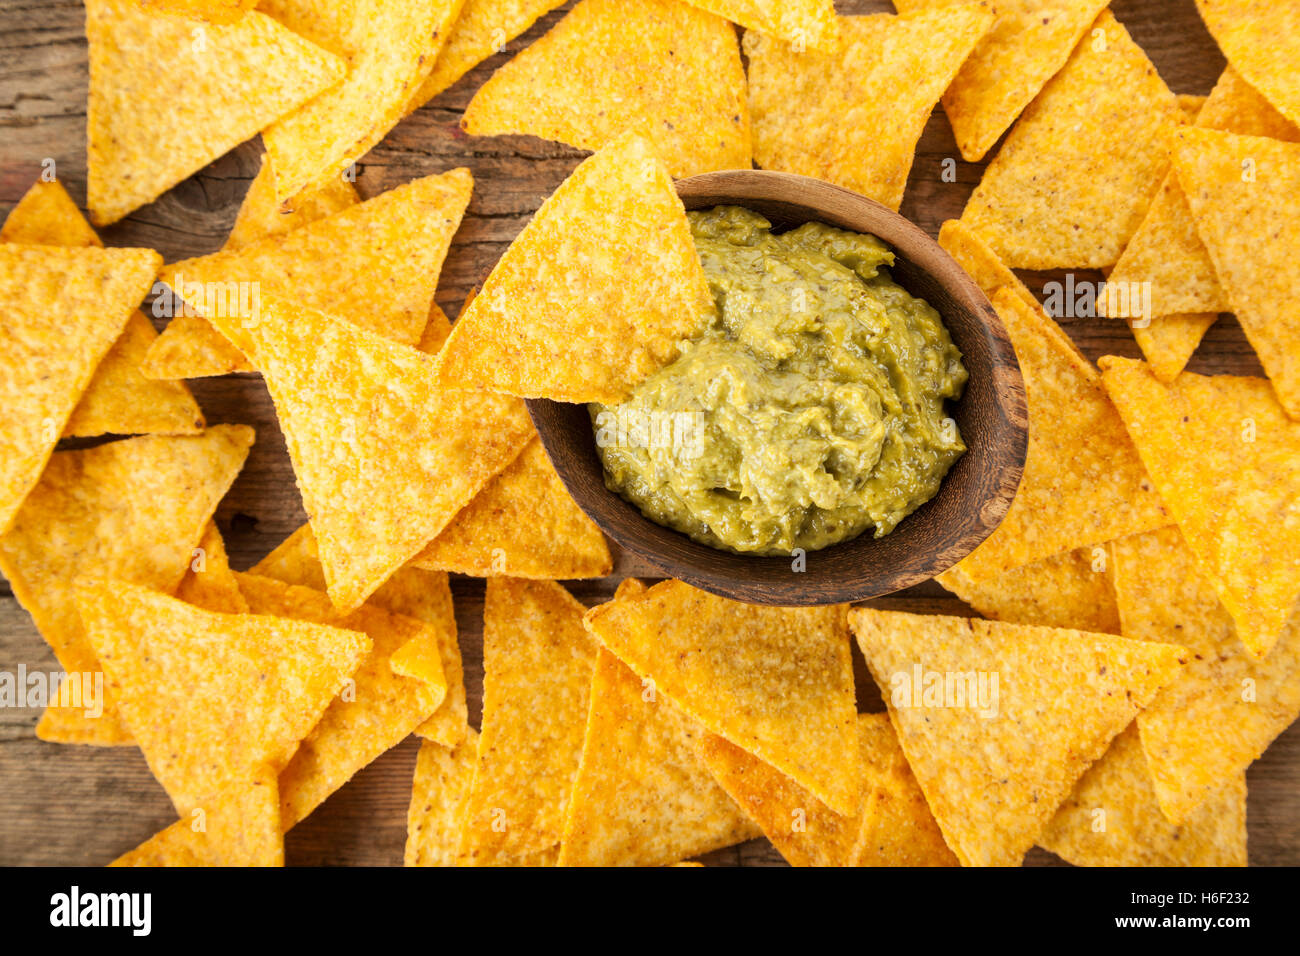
[938,546,1121,634]
[411,439,612,579]
[175,521,248,614]
[77,578,370,813]
[946,288,1168,583]
[1127,313,1220,384]
[459,579,598,865]
[851,607,1187,866]
[406,730,478,867]
[960,10,1181,268]
[86,0,346,225]
[1111,526,1300,823]
[417,302,453,355]
[1195,0,1300,129]
[1039,724,1248,867]
[462,0,750,178]
[682,0,838,50]
[1170,128,1300,417]
[138,0,256,23]
[584,579,859,815]
[0,244,161,532]
[225,294,533,612]
[744,6,993,211]
[558,645,760,866]
[260,0,465,204]
[143,169,472,379]
[1,181,205,437]
[226,154,359,252]
[433,132,716,403]
[250,522,467,748]
[1100,358,1300,659]
[894,0,1108,162]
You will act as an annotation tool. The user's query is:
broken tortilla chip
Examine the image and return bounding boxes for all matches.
[744,6,993,211]
[175,521,248,614]
[1040,724,1247,866]
[433,132,716,403]
[86,0,346,225]
[850,607,1186,866]
[584,579,860,815]
[682,0,838,50]
[960,10,1181,268]
[406,730,478,866]
[1195,0,1300,129]
[1100,358,1300,659]
[462,0,750,178]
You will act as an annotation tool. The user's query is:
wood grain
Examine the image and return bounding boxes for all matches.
[0,0,1292,866]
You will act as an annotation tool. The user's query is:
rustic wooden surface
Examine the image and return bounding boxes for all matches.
[1,0,1295,867]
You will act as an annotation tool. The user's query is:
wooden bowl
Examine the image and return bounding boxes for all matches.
[528,170,1027,605]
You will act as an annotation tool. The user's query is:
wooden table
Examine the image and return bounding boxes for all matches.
[1,0,1295,866]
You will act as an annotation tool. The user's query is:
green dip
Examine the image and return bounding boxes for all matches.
[591,205,967,556]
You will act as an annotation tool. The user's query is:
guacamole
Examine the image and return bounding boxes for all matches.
[591,205,967,556]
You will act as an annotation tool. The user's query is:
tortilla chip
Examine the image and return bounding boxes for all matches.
[1170,128,1300,417]
[411,439,612,579]
[260,0,465,205]
[1125,313,1218,384]
[228,294,533,612]
[584,579,859,815]
[143,169,472,379]
[1100,358,1300,659]
[86,0,346,225]
[77,577,370,813]
[850,607,1187,866]
[434,133,716,403]
[558,646,760,866]
[227,156,359,252]
[894,0,1108,162]
[137,0,256,23]
[1195,0,1300,129]
[0,245,161,532]
[1,182,205,437]
[1178,93,1208,122]
[1,424,253,745]
[946,289,1168,583]
[249,522,467,748]
[937,546,1121,634]
[418,302,453,355]
[460,579,598,864]
[960,10,1180,268]
[232,572,447,829]
[175,521,248,614]
[406,730,478,866]
[110,820,206,867]
[462,0,750,178]
[744,7,993,211]
[1111,526,1300,823]
[408,0,565,111]
[1039,724,1247,866]
[682,0,838,50]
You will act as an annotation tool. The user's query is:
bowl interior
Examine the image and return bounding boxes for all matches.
[529,170,1026,605]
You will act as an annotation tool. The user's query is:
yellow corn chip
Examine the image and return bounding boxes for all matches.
[0,181,99,246]
[1178,93,1209,122]
[1170,128,1300,417]
[411,439,612,579]
[137,0,256,23]
[0,244,161,532]
[938,546,1121,634]
[249,522,467,748]
[584,579,859,815]
[946,289,1168,583]
[1100,358,1300,659]
[408,0,566,111]
[960,10,1180,268]
[850,607,1186,866]
[433,132,716,403]
[1195,0,1300,129]
[894,0,1108,162]
[226,294,533,612]
[78,578,370,814]
[460,579,598,865]
[1127,313,1220,384]
[110,821,206,867]
[175,521,248,614]
[558,646,760,866]
[406,730,478,867]
[937,219,1038,312]
[462,0,750,178]
[86,0,346,225]
[745,6,993,211]
[1040,724,1247,867]
[682,0,838,50]
[260,0,466,205]
[226,155,359,252]
[144,169,473,379]
[417,302,453,355]
[1110,526,1300,824]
